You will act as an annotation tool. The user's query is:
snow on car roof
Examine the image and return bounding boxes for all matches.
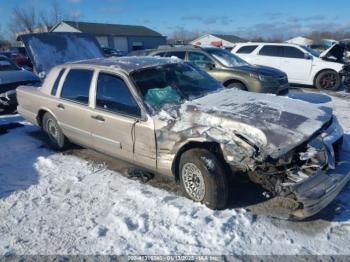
[71,56,181,73]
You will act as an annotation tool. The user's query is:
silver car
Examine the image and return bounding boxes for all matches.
[16,33,350,219]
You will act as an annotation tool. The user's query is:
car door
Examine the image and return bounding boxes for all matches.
[90,71,156,168]
[255,45,283,70]
[280,46,313,82]
[55,68,95,147]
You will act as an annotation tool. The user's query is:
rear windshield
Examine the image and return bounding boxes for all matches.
[0,57,20,71]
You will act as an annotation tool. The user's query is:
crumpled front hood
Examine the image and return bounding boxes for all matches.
[0,70,39,86]
[320,43,345,62]
[234,64,286,78]
[168,89,332,159]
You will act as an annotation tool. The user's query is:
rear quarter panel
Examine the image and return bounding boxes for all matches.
[16,86,57,126]
[16,66,68,125]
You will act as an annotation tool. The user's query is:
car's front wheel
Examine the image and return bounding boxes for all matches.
[179,148,228,209]
[315,70,341,91]
[42,112,69,150]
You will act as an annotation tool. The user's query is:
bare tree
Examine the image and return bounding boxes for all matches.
[8,5,38,35]
[169,27,201,44]
[6,1,67,42]
[40,0,65,31]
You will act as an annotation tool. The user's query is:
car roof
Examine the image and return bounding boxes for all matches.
[236,42,303,47]
[67,56,181,73]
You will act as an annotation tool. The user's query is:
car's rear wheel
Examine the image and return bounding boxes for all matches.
[179,148,228,209]
[226,82,246,91]
[42,112,69,150]
[315,70,341,91]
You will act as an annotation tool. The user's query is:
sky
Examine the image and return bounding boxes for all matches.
[0,0,349,39]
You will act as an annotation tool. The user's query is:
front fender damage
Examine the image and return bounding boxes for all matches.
[248,118,348,219]
[154,104,268,175]
[153,99,347,219]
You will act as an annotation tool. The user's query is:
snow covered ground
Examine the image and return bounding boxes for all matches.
[0,90,350,255]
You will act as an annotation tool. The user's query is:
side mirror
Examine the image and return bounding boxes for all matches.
[304,53,313,60]
[204,62,216,70]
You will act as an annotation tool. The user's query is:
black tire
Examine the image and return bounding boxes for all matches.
[179,148,228,209]
[226,82,246,90]
[315,70,341,91]
[42,112,69,150]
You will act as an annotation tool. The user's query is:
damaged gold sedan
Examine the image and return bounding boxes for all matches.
[17,33,350,219]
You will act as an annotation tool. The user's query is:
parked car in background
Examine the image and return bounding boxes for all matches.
[232,43,350,91]
[0,55,40,113]
[0,52,13,59]
[147,45,289,95]
[321,39,338,49]
[9,47,27,56]
[16,32,350,219]
[102,47,127,58]
[8,46,33,70]
[309,44,326,53]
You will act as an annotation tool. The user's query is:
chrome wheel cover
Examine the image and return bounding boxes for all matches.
[47,119,59,142]
[182,163,205,201]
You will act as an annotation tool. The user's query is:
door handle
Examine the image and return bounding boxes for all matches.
[91,115,105,122]
[57,103,65,110]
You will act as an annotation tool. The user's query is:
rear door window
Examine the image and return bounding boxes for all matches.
[96,73,141,117]
[60,69,93,104]
[259,45,284,57]
[283,46,305,59]
[51,69,65,96]
[236,45,258,54]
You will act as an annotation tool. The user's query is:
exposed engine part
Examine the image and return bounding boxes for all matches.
[248,134,343,199]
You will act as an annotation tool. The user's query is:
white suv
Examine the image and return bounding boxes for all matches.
[232,43,350,90]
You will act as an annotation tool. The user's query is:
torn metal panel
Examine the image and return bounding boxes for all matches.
[154,88,334,171]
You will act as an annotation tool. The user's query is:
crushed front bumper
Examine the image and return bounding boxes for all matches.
[291,156,350,219]
[288,118,350,219]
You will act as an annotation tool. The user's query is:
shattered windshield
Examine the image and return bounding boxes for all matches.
[131,62,223,113]
[205,48,249,67]
[0,57,20,71]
